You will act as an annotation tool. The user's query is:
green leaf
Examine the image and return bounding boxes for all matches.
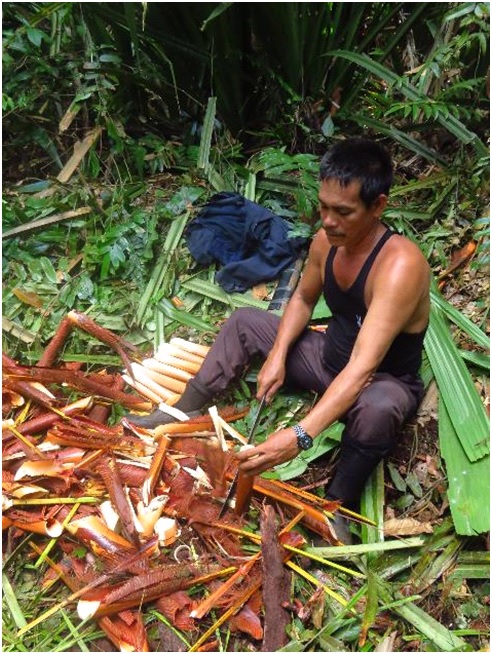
[181,277,273,311]
[157,298,215,333]
[329,50,488,157]
[375,574,468,651]
[99,53,121,63]
[360,568,378,647]
[38,256,58,284]
[439,396,490,535]
[201,3,234,31]
[387,462,407,492]
[270,424,343,481]
[430,287,489,350]
[425,304,489,462]
[2,572,27,629]
[26,27,44,46]
[321,115,335,137]
[348,113,448,166]
[136,211,190,326]
[405,470,423,498]
[197,97,217,172]
[360,461,385,556]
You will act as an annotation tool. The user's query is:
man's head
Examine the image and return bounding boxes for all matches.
[320,138,393,208]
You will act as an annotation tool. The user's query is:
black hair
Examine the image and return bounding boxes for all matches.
[319,138,393,207]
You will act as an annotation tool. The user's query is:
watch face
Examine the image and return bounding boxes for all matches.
[298,433,313,450]
[294,425,313,450]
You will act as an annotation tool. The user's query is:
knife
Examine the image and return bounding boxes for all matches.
[218,394,266,519]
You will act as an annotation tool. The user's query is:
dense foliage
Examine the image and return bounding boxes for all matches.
[2,2,490,652]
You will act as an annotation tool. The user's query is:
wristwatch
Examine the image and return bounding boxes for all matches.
[293,424,314,451]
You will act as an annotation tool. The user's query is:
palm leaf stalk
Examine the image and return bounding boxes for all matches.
[135,211,190,327]
[181,277,274,311]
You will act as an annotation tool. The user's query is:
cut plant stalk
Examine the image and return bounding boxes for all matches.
[153,350,202,375]
[170,337,210,359]
[6,364,152,410]
[189,582,261,652]
[135,364,187,394]
[34,502,81,568]
[190,554,261,620]
[122,374,164,404]
[79,563,228,619]
[142,435,171,505]
[129,362,185,395]
[141,357,193,382]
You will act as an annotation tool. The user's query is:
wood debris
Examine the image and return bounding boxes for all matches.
[2,311,351,652]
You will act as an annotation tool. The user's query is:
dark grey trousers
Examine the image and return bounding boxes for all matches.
[196,307,424,506]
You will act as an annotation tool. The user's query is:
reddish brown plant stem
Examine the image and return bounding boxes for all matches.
[5,365,151,410]
[37,316,73,367]
[260,505,290,651]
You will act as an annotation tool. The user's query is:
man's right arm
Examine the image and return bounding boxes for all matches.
[257,230,326,400]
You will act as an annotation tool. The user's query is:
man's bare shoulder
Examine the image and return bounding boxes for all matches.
[382,232,430,273]
[309,228,331,257]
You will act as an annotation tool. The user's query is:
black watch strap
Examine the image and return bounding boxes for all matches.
[293,424,314,450]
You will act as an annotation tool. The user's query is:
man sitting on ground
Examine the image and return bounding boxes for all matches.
[127,138,430,543]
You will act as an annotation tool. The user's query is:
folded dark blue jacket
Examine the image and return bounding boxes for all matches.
[185,192,307,293]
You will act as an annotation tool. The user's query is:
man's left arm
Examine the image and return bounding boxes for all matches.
[237,248,429,475]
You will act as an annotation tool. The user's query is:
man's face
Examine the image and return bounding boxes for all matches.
[318,178,386,248]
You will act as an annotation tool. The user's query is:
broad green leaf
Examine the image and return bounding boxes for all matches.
[439,396,490,535]
[425,305,489,461]
[360,568,378,648]
[459,349,489,371]
[26,27,44,47]
[243,173,256,202]
[449,551,490,580]
[387,461,407,492]
[164,186,205,216]
[98,53,121,63]
[308,536,427,559]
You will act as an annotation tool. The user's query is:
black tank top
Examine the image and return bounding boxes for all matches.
[322,228,426,376]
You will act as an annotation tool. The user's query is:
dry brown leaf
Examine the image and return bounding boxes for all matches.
[384,517,433,537]
[12,288,44,308]
[251,284,269,300]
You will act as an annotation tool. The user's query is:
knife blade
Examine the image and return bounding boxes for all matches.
[218,394,266,519]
